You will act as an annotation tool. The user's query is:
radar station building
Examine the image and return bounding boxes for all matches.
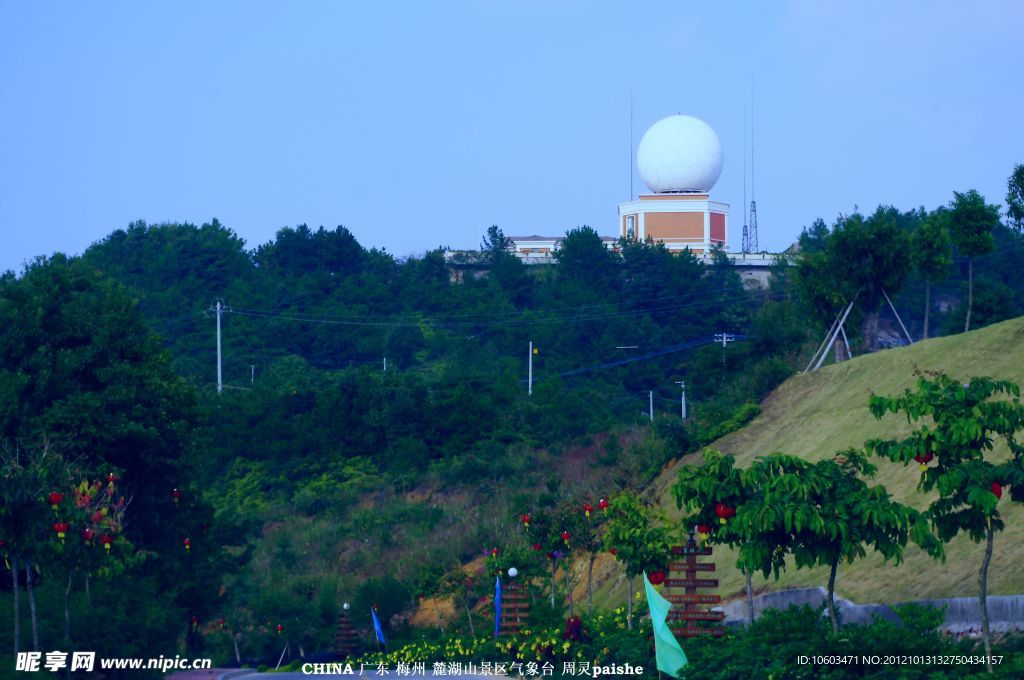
[618,114,728,254]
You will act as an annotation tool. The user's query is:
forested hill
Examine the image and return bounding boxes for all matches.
[3,198,1023,663]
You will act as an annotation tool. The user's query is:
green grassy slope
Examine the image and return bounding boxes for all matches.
[640,316,1024,606]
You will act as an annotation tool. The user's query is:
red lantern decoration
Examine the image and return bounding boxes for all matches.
[276,624,283,635]
[218,617,226,629]
[561,531,571,544]
[81,527,95,544]
[696,524,712,536]
[913,452,934,471]
[171,488,181,506]
[191,615,199,631]
[992,482,1003,500]
[608,547,617,556]
[490,547,499,557]
[99,533,115,552]
[714,502,736,524]
[53,521,69,543]
[183,537,192,553]
[91,510,104,524]
[532,542,542,551]
[598,498,609,511]
[648,570,665,585]
[583,503,594,519]
[106,473,118,492]
[48,491,64,512]
[521,513,531,528]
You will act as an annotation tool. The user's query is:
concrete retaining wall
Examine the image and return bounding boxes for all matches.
[717,587,1024,632]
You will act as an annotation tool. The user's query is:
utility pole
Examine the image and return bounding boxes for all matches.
[649,391,654,422]
[528,341,533,396]
[675,381,687,420]
[215,300,223,395]
[714,332,735,366]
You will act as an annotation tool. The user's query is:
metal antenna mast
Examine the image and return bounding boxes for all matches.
[742,105,749,253]
[748,90,759,252]
[629,89,634,200]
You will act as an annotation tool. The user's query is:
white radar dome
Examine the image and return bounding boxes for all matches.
[637,115,723,193]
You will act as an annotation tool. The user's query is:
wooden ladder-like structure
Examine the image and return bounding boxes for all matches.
[332,612,360,656]
[665,540,726,638]
[498,582,530,635]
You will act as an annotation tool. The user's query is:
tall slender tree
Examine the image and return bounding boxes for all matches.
[911,214,952,339]
[1006,164,1024,233]
[947,191,999,332]
[867,374,1024,673]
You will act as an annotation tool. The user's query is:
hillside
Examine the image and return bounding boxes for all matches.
[595,316,1024,609]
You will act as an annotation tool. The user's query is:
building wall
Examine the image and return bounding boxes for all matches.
[710,213,726,243]
[644,212,704,240]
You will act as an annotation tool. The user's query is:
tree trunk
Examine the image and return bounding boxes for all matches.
[464,594,475,638]
[862,309,880,353]
[11,557,20,655]
[965,258,974,333]
[65,570,74,644]
[980,526,994,674]
[564,570,574,618]
[587,554,595,616]
[626,574,634,631]
[744,568,755,625]
[826,558,839,634]
[26,563,39,651]
[232,634,241,664]
[923,279,931,340]
[550,560,557,608]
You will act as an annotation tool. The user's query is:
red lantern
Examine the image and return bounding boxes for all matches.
[81,527,95,544]
[913,452,934,471]
[648,570,665,585]
[490,547,499,557]
[608,547,617,556]
[171,488,181,506]
[714,502,736,524]
[218,617,226,629]
[992,482,1003,500]
[48,491,64,512]
[561,531,571,544]
[91,510,104,524]
[191,615,199,630]
[532,542,542,551]
[53,521,69,543]
[106,473,117,491]
[276,623,283,635]
[183,537,192,553]
[598,498,609,511]
[696,524,712,536]
[99,533,115,552]
[583,503,594,519]
[521,513,531,528]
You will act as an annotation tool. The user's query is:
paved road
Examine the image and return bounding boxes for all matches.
[229,674,491,680]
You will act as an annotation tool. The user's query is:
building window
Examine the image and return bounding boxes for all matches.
[626,215,636,240]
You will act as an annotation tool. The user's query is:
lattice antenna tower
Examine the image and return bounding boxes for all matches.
[741,104,749,253]
[748,91,759,252]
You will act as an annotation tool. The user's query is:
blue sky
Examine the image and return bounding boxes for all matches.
[1,1,1022,273]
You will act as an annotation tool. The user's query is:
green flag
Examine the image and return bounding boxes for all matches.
[643,571,688,678]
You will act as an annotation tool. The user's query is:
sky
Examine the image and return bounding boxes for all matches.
[1,1,1022,273]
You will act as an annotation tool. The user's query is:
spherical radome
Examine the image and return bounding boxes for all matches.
[637,115,722,193]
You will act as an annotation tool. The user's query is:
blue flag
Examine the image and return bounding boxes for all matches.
[494,576,502,637]
[371,608,386,646]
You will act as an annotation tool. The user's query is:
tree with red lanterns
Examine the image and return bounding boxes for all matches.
[868,374,1024,673]
[675,448,937,634]
[48,474,130,646]
[601,492,674,630]
[672,449,759,624]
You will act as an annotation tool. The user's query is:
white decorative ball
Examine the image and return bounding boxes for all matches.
[508,567,518,578]
[637,115,723,193]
